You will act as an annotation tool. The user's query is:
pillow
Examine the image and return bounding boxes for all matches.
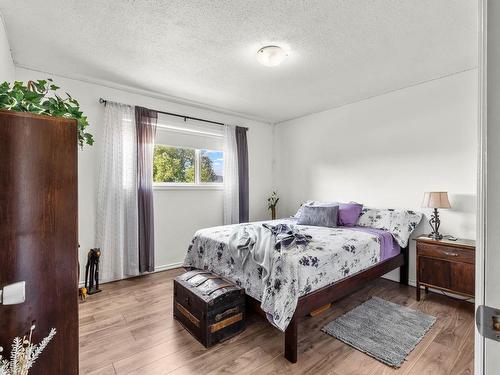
[357,208,422,247]
[292,200,337,219]
[338,203,363,227]
[297,205,339,228]
[292,200,314,219]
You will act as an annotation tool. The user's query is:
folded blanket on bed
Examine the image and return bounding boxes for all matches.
[228,224,274,282]
[229,223,311,284]
[228,222,313,330]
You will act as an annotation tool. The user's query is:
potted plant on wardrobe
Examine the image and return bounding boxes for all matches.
[0,79,94,147]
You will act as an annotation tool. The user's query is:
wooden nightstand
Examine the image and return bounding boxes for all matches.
[415,236,475,301]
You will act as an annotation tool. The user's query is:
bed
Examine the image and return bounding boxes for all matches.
[183,208,421,363]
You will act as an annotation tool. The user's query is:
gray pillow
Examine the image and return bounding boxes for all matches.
[292,201,338,218]
[297,205,339,227]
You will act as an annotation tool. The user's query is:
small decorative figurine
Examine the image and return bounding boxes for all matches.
[79,287,88,302]
[84,248,102,295]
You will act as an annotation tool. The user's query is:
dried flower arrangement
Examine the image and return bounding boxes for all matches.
[0,325,56,375]
[268,191,279,220]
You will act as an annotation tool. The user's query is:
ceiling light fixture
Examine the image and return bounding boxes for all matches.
[256,45,288,67]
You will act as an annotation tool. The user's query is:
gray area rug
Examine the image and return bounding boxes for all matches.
[322,297,436,368]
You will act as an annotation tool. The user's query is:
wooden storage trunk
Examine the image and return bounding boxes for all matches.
[173,270,246,347]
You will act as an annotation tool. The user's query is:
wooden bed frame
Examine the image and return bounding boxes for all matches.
[246,244,409,363]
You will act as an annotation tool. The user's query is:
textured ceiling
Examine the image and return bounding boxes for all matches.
[0,0,477,123]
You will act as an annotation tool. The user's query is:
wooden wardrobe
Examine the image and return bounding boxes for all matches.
[0,111,79,374]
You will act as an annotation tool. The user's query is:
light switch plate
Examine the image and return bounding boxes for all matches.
[1,281,26,305]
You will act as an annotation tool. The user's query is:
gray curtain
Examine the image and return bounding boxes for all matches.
[235,126,249,223]
[135,106,157,272]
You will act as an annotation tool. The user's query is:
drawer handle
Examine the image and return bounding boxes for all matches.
[215,307,239,322]
[444,251,459,257]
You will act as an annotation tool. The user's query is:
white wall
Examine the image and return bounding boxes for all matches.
[275,69,478,284]
[0,14,14,82]
[15,67,274,282]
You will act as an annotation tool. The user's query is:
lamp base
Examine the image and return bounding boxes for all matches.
[427,232,443,240]
[428,208,443,241]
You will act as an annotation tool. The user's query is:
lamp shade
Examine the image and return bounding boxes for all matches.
[421,192,451,209]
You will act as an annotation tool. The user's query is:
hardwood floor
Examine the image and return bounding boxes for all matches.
[79,269,474,375]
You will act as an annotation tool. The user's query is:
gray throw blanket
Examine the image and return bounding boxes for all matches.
[228,224,274,283]
[228,223,311,284]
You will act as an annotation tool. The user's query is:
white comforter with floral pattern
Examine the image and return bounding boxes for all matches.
[183,219,384,331]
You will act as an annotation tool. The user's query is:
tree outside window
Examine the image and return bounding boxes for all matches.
[153,145,224,185]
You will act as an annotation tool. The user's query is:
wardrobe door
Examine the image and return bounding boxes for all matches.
[0,111,79,374]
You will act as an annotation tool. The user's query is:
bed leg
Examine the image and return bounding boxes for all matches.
[400,244,409,285]
[284,316,298,363]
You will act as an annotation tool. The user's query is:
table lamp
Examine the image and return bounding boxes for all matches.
[421,192,451,240]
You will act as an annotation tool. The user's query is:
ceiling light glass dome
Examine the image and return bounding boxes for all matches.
[256,45,288,67]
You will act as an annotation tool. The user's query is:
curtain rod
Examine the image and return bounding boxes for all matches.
[99,98,248,130]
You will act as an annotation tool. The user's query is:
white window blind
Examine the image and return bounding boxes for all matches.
[155,114,223,150]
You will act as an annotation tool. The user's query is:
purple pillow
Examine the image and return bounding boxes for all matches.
[338,203,363,227]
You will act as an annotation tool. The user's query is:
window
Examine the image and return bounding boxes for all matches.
[153,145,195,183]
[153,114,225,188]
[153,145,224,186]
[200,149,224,183]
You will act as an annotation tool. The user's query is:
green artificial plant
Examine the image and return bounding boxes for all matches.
[0,79,94,147]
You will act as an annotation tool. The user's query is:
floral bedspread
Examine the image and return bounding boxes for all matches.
[183,219,383,331]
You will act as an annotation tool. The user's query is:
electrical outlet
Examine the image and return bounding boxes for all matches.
[0,281,26,305]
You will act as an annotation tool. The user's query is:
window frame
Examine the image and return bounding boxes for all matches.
[152,144,224,190]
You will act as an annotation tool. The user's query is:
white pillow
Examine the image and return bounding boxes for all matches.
[357,208,422,247]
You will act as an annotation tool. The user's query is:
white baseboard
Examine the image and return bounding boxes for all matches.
[78,261,184,287]
[154,262,184,272]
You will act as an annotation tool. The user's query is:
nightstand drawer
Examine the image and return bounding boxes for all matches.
[419,257,475,296]
[417,242,475,264]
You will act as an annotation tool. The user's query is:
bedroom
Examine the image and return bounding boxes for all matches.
[0,1,498,374]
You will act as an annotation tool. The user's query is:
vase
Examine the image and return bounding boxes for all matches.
[271,207,276,220]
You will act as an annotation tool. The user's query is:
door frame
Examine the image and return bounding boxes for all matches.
[476,0,486,374]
